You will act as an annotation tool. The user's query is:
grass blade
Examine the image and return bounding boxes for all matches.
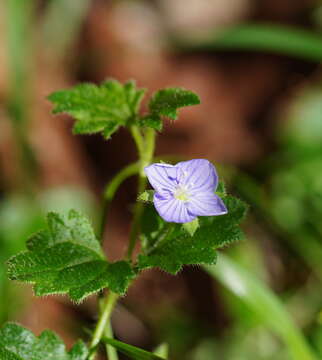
[102,337,166,360]
[153,343,169,358]
[104,321,118,360]
[177,23,322,62]
[204,255,318,360]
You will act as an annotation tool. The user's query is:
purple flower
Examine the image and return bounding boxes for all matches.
[144,159,227,223]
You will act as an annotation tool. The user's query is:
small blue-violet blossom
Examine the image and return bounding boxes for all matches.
[144,159,227,223]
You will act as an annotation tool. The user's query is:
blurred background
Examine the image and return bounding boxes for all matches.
[1,0,322,359]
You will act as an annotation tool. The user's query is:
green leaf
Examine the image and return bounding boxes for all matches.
[102,337,165,360]
[182,218,199,236]
[148,88,200,120]
[178,23,322,62]
[48,80,146,139]
[0,322,88,360]
[138,196,247,274]
[137,190,155,203]
[138,114,163,131]
[7,210,135,302]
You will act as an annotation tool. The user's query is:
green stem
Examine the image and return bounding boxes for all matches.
[102,154,180,219]
[141,128,156,168]
[146,223,175,256]
[100,154,176,242]
[130,126,145,157]
[127,175,147,259]
[104,321,119,360]
[100,162,140,240]
[90,127,156,358]
[104,162,140,201]
[89,292,119,360]
[127,127,156,260]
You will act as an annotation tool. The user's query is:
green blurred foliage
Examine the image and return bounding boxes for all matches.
[269,85,322,274]
[229,81,322,359]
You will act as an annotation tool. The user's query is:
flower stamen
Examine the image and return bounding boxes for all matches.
[174,186,190,202]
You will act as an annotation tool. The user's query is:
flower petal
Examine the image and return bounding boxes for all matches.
[176,159,218,193]
[154,193,196,223]
[187,192,227,217]
[144,163,178,192]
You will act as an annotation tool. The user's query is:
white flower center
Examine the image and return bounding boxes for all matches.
[174,185,190,202]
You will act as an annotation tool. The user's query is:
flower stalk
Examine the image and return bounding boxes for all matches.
[89,125,156,358]
[127,127,156,260]
[89,291,119,360]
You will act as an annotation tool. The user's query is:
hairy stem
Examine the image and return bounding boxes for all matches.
[100,153,175,242]
[127,174,147,259]
[90,127,156,358]
[141,128,156,173]
[127,127,156,260]
[101,154,181,229]
[99,151,174,241]
[89,291,119,359]
[104,162,140,202]
[130,126,144,157]
[100,162,140,241]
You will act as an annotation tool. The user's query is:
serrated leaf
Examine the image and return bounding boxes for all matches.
[102,337,165,360]
[137,196,247,274]
[7,210,135,302]
[182,218,199,236]
[149,88,200,120]
[48,80,146,139]
[138,190,155,203]
[0,323,88,360]
[138,114,163,131]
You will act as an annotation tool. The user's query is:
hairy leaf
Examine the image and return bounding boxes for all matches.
[148,88,200,120]
[138,196,247,274]
[48,80,146,139]
[138,114,163,131]
[0,322,88,360]
[7,210,135,302]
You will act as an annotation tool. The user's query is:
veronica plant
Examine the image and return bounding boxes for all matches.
[1,80,247,359]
